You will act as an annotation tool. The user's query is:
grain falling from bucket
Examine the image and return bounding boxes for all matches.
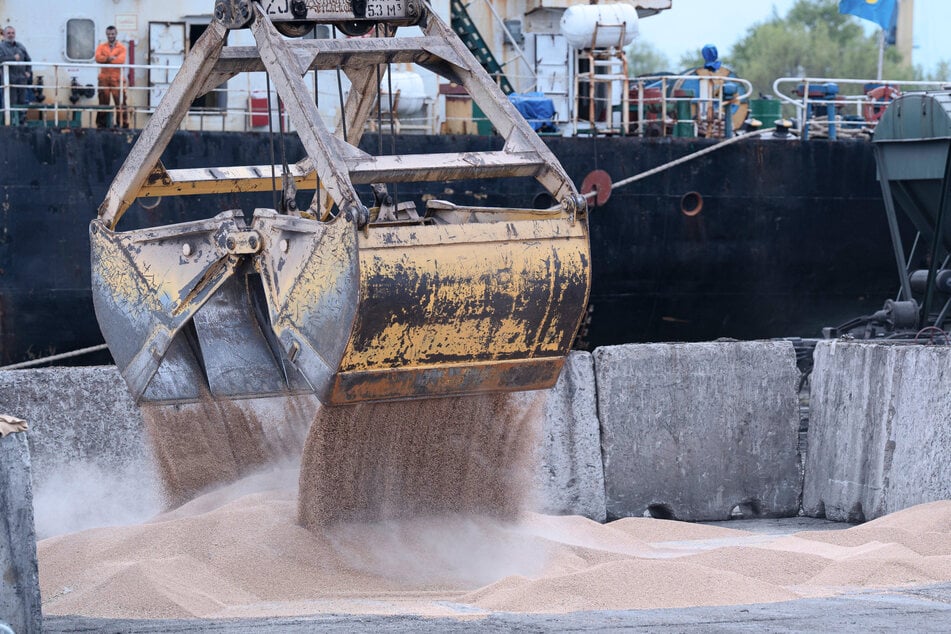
[298,391,546,529]
[141,393,318,505]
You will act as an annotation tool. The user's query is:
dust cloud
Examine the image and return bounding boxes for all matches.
[325,515,550,588]
[32,461,165,539]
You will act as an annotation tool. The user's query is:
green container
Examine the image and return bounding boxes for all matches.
[673,121,695,138]
[749,99,782,124]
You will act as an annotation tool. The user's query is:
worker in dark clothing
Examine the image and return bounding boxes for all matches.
[0,26,33,115]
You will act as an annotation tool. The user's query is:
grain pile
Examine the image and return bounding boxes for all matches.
[38,487,951,618]
[34,391,951,619]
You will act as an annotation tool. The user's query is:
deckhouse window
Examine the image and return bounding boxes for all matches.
[66,18,96,61]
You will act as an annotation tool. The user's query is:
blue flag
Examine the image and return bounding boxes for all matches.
[839,0,898,30]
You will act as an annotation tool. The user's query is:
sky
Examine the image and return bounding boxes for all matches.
[636,0,949,76]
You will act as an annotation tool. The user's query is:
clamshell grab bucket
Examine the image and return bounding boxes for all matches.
[90,1,591,406]
[335,213,589,402]
[91,207,589,405]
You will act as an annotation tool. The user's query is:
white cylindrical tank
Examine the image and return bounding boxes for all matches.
[560,4,639,50]
[378,70,427,115]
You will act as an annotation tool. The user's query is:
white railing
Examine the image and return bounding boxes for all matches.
[26,60,947,141]
[772,76,949,139]
[0,59,438,133]
[627,74,755,137]
[3,58,763,139]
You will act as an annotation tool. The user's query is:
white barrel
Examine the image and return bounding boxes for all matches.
[560,3,639,50]
[378,70,427,115]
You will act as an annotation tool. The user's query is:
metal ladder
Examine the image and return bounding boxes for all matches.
[450,0,514,95]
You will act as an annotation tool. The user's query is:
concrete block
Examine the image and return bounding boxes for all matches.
[0,367,149,483]
[0,361,607,526]
[803,341,951,522]
[0,432,43,633]
[596,341,801,521]
[532,351,606,522]
[0,367,161,538]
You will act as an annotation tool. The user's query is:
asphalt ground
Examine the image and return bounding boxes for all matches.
[42,582,951,633]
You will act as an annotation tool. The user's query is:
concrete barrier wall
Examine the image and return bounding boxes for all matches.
[532,351,606,522]
[0,367,162,538]
[803,341,951,522]
[12,341,949,531]
[595,342,802,521]
[0,367,152,486]
[0,432,43,633]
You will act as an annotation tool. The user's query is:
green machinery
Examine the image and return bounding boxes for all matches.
[830,90,951,339]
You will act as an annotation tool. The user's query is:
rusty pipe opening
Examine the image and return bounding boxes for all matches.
[680,191,704,217]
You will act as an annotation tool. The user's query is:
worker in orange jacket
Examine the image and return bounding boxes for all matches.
[95,26,128,128]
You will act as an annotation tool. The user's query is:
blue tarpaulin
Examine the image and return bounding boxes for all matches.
[508,92,557,132]
[702,44,721,72]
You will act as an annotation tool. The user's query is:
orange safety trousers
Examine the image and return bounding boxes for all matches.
[97,75,128,128]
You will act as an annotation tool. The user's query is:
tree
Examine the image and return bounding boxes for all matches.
[728,0,914,98]
[924,60,950,83]
[624,40,671,76]
[677,49,705,72]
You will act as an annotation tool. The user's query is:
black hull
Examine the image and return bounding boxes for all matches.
[0,127,899,366]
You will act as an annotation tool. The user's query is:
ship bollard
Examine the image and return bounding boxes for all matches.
[824,82,839,141]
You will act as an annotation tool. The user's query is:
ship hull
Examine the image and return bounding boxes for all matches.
[0,127,898,365]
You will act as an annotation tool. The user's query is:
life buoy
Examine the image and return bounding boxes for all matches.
[862,85,901,122]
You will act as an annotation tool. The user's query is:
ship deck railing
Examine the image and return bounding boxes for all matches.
[623,73,754,138]
[2,58,763,140]
[772,76,950,140]
[0,59,439,134]
[15,59,942,141]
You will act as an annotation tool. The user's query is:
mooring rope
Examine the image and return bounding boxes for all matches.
[0,344,110,370]
[576,127,774,205]
[4,129,777,372]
